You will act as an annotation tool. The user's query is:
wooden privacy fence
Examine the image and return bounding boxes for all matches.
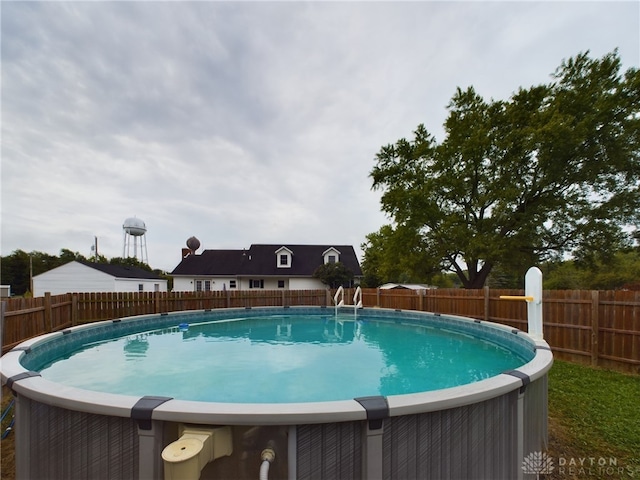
[2,288,638,373]
[0,290,331,353]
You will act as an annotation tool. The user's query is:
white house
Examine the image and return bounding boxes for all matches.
[33,261,168,297]
[171,244,363,292]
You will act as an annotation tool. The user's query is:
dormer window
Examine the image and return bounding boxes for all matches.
[322,247,341,265]
[275,246,293,269]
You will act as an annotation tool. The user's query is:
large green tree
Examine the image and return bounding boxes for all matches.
[368,51,640,288]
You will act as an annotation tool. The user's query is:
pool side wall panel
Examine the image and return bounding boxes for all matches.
[17,380,548,480]
[381,390,519,480]
[296,421,363,480]
[293,376,548,480]
[19,396,139,480]
[524,373,549,455]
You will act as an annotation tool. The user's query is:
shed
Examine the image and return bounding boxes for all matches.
[33,261,167,297]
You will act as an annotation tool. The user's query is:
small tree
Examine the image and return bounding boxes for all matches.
[313,262,354,289]
[361,224,442,286]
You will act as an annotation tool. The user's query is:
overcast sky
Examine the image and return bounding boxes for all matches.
[2,1,638,272]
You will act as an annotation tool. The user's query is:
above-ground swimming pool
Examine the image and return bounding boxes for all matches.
[35,312,533,403]
[2,306,553,480]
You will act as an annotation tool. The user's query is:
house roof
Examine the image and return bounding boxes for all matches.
[78,261,164,280]
[379,283,436,290]
[171,244,362,277]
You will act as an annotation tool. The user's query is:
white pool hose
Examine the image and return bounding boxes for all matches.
[259,447,276,480]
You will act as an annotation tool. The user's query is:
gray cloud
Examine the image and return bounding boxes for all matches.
[2,1,638,271]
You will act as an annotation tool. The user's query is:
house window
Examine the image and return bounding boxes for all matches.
[323,248,341,264]
[154,284,159,292]
[138,284,144,292]
[204,280,211,291]
[250,279,264,289]
[229,280,237,289]
[276,247,293,269]
[195,280,202,292]
[278,280,285,288]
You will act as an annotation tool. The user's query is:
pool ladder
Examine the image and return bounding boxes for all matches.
[334,286,363,317]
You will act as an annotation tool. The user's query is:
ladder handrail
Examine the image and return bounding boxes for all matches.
[334,286,344,316]
[353,286,362,309]
[353,286,362,318]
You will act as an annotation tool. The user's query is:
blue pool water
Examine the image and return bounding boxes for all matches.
[37,314,531,403]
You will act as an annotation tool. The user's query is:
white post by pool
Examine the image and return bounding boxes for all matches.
[525,266,543,340]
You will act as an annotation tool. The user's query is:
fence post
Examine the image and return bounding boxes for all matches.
[0,301,6,352]
[591,290,600,366]
[72,294,78,326]
[376,288,380,308]
[418,289,424,311]
[44,292,52,333]
[484,286,490,321]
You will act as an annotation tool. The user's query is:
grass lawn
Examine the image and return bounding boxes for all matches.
[545,360,640,479]
[1,360,639,479]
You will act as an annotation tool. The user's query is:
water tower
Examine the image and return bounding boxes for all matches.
[182,236,201,258]
[122,217,148,264]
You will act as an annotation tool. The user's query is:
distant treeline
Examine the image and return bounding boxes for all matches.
[2,246,638,297]
[359,249,640,291]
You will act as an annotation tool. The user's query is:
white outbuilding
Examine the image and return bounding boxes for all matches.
[33,261,167,297]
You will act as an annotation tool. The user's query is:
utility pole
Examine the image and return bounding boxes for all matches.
[91,236,99,262]
[29,254,33,294]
